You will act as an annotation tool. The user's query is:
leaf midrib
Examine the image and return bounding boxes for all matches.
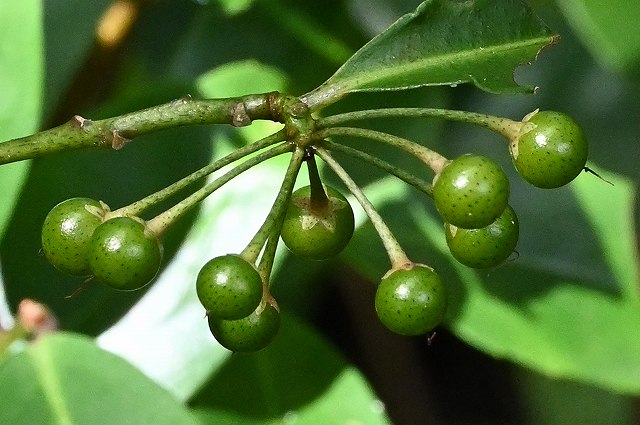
[328,35,554,94]
[29,344,74,425]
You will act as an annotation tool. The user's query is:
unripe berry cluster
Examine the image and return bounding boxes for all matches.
[41,198,163,291]
[39,103,588,352]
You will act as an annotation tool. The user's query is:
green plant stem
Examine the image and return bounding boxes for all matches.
[240,146,306,263]
[306,153,329,210]
[314,126,448,174]
[315,147,411,269]
[322,141,433,197]
[113,129,286,218]
[146,142,294,236]
[0,93,282,164]
[257,229,281,285]
[317,107,522,140]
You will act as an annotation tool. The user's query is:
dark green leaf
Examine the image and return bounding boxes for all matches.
[42,0,112,120]
[0,333,199,425]
[302,0,556,110]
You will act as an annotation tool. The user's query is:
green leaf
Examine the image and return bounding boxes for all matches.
[0,1,43,239]
[301,0,556,110]
[189,313,391,425]
[0,333,199,425]
[557,0,640,72]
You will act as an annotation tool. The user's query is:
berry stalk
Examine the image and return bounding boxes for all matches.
[314,126,448,174]
[322,141,433,196]
[315,147,411,269]
[305,153,329,211]
[240,146,306,263]
[317,107,523,141]
[146,142,294,236]
[113,129,286,218]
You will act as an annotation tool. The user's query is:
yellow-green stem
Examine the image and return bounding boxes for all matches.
[0,93,283,165]
[146,142,293,236]
[315,126,448,174]
[315,147,410,269]
[113,129,286,218]
[322,141,433,196]
[240,147,305,263]
[306,153,329,211]
[317,107,523,141]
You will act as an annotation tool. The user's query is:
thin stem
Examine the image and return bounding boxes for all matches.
[257,230,281,285]
[0,93,282,164]
[306,153,329,211]
[322,141,433,197]
[315,126,448,174]
[315,147,410,269]
[317,107,522,141]
[114,129,286,217]
[240,147,306,263]
[146,142,294,236]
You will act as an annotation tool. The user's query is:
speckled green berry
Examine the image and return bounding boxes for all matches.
[445,204,519,269]
[510,111,588,188]
[88,216,163,291]
[280,185,355,260]
[207,299,280,352]
[41,197,107,276]
[375,264,447,336]
[196,254,263,320]
[432,154,509,229]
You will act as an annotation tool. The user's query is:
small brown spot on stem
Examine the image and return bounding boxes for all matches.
[111,130,130,150]
[72,115,92,129]
[231,102,251,127]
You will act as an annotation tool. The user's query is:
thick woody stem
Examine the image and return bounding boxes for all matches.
[0,92,282,164]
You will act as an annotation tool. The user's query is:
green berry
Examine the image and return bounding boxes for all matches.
[41,197,106,276]
[375,264,447,336]
[280,185,355,260]
[510,110,588,188]
[445,204,519,269]
[88,216,163,291]
[432,154,509,229]
[207,299,280,352]
[196,254,263,320]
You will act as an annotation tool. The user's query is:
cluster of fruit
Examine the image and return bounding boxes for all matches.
[39,106,588,351]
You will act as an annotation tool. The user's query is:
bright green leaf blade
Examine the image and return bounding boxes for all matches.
[571,167,640,301]
[557,0,640,72]
[0,333,199,425]
[0,1,43,239]
[190,314,391,425]
[301,0,556,110]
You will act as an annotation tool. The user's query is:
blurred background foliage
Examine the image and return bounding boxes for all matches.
[0,0,638,424]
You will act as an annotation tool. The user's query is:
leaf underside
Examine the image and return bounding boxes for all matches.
[302,0,556,110]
